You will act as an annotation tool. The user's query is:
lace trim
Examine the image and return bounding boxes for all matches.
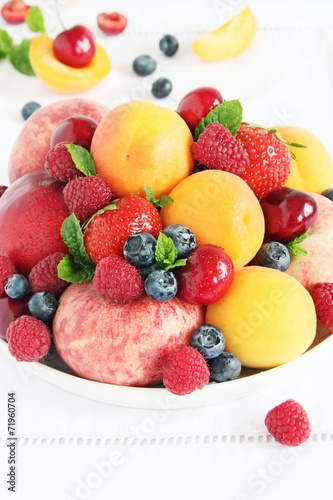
[2,433,333,446]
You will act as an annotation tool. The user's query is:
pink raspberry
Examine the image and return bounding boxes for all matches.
[191,122,249,175]
[28,252,68,298]
[0,255,17,295]
[44,141,82,182]
[93,254,144,302]
[63,175,113,222]
[310,282,333,331]
[265,399,311,446]
[6,315,51,361]
[163,346,210,395]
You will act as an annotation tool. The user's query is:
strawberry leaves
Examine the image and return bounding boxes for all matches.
[58,214,95,283]
[194,99,243,140]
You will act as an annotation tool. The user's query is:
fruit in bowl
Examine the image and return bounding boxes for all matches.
[1,89,332,398]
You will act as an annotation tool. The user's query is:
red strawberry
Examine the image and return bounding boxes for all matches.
[191,122,249,175]
[236,123,292,199]
[84,196,162,264]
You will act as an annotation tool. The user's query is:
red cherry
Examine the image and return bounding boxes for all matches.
[0,186,8,198]
[0,294,30,341]
[177,86,224,132]
[175,244,234,305]
[50,115,98,151]
[53,25,96,69]
[1,0,30,24]
[97,12,128,35]
[260,187,319,243]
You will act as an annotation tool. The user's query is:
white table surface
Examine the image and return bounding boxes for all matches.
[1,1,333,499]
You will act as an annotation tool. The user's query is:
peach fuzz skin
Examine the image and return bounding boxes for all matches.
[53,282,205,387]
[8,98,109,183]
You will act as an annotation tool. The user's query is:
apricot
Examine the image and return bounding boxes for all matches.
[206,266,317,369]
[160,170,265,268]
[29,34,111,94]
[276,126,333,193]
[90,101,194,198]
[192,7,256,62]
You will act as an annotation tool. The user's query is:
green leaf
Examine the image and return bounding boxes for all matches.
[26,6,46,34]
[65,144,96,176]
[286,228,311,259]
[155,233,187,271]
[60,214,94,267]
[9,40,35,76]
[57,256,95,283]
[0,29,14,58]
[194,99,243,140]
[142,186,173,209]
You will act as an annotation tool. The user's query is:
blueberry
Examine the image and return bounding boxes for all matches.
[21,101,41,120]
[123,232,157,267]
[138,260,161,279]
[321,188,333,202]
[133,55,157,76]
[5,274,29,299]
[256,242,291,271]
[162,224,196,258]
[209,352,242,382]
[190,324,225,359]
[145,269,177,302]
[28,292,58,322]
[152,78,172,99]
[159,34,179,56]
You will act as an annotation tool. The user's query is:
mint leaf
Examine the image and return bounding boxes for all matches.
[57,256,95,283]
[286,228,311,259]
[9,40,35,76]
[142,186,173,209]
[60,214,94,267]
[65,144,96,176]
[0,30,13,59]
[26,6,46,34]
[155,232,186,271]
[194,99,243,140]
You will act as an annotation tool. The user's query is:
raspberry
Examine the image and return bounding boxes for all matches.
[265,399,311,446]
[44,141,82,182]
[191,122,249,175]
[28,252,68,298]
[93,254,144,302]
[163,346,210,395]
[63,175,113,222]
[0,255,17,295]
[310,282,333,331]
[6,315,51,362]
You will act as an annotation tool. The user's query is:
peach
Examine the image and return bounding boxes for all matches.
[206,266,317,369]
[8,98,109,183]
[285,192,333,289]
[160,170,265,268]
[52,282,205,387]
[90,101,194,198]
[276,126,333,193]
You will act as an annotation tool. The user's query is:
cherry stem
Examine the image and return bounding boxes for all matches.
[55,0,66,31]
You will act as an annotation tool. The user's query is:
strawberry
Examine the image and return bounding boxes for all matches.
[236,123,292,199]
[190,122,249,175]
[83,196,162,264]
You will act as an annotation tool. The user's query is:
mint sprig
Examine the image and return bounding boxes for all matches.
[58,214,95,283]
[286,228,311,261]
[0,6,45,76]
[142,186,173,209]
[155,233,187,271]
[65,144,96,176]
[194,99,243,141]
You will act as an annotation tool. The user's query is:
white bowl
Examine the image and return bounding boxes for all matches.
[1,323,331,409]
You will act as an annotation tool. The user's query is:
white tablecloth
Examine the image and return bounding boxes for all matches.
[0,1,333,498]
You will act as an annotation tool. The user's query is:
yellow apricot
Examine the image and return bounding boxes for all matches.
[206,266,317,369]
[160,169,265,268]
[29,34,111,94]
[91,101,194,198]
[276,126,333,193]
[192,7,256,62]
